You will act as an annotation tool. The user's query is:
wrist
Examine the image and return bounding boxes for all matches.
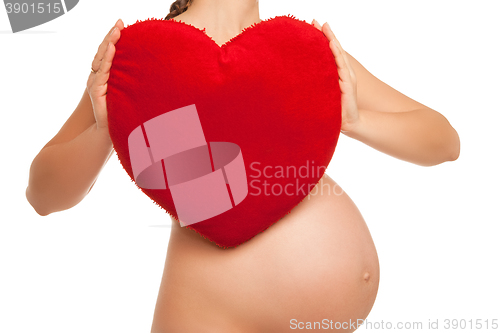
[92,123,113,149]
[341,109,364,137]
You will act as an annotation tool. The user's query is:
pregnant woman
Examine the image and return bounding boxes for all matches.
[25,0,460,332]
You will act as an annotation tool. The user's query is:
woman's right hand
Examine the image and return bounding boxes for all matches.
[87,19,124,132]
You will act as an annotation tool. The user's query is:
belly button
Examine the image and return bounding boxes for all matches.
[363,272,370,282]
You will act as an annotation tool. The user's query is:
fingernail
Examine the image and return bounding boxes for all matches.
[312,19,316,24]
[325,22,331,30]
[106,42,111,50]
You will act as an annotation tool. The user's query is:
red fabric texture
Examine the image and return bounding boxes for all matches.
[106,14,342,248]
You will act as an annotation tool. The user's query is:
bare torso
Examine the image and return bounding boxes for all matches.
[150,11,379,332]
[150,173,379,332]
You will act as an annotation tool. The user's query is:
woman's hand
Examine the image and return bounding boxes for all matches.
[86,19,124,132]
[312,19,359,133]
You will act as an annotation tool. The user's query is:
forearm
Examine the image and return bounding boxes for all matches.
[342,108,460,166]
[26,123,114,216]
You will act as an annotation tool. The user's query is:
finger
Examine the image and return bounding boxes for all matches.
[106,21,117,35]
[101,20,120,47]
[322,22,348,68]
[90,43,114,105]
[116,18,125,30]
[108,25,121,45]
[90,43,115,111]
[95,43,115,88]
[322,22,341,48]
[322,23,356,80]
[94,27,117,59]
[88,19,120,91]
[329,40,351,84]
[92,24,120,71]
[312,19,322,31]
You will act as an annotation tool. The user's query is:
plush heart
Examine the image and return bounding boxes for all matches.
[107,14,342,248]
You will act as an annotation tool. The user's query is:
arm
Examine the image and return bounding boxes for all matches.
[26,19,124,216]
[312,20,460,166]
[343,107,460,166]
[25,94,114,216]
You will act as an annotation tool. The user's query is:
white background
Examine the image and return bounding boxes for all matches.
[1,0,499,332]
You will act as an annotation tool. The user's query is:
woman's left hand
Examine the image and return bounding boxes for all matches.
[312,19,360,133]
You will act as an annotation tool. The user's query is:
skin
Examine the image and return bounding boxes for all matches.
[154,173,380,332]
[25,0,460,331]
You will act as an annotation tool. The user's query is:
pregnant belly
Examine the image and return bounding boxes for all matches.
[151,174,380,333]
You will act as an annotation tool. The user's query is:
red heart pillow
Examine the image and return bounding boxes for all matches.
[107,14,341,248]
